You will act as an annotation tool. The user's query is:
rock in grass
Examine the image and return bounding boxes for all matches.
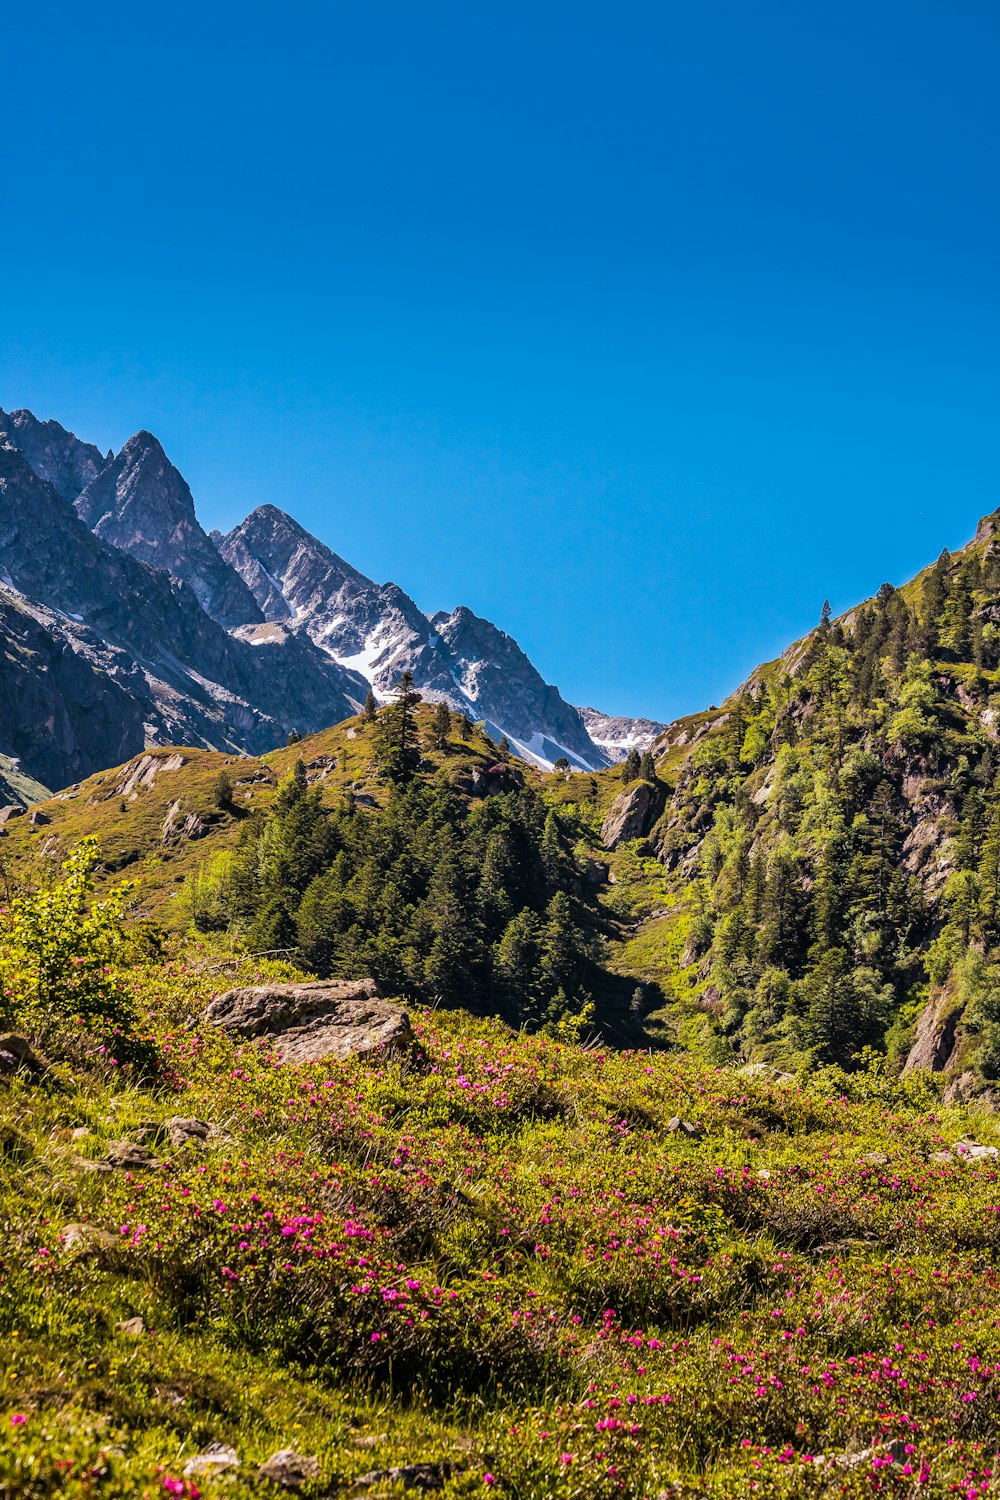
[164,1115,214,1147]
[257,1449,320,1488]
[104,1139,162,1171]
[954,1139,999,1160]
[203,980,415,1066]
[665,1116,701,1137]
[115,1316,145,1337]
[60,1222,122,1259]
[183,1443,240,1479]
[0,1033,51,1080]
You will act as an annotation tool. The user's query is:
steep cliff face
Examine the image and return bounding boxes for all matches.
[0,590,147,795]
[75,431,263,630]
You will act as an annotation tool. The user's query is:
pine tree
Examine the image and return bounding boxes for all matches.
[213,770,234,810]
[622,748,641,783]
[541,810,563,886]
[362,688,378,722]
[922,548,951,654]
[430,699,451,751]
[458,714,472,741]
[286,728,302,745]
[374,671,422,784]
[639,750,656,782]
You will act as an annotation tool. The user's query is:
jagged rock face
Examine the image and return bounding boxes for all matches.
[222,507,610,770]
[577,706,666,763]
[431,605,605,766]
[0,408,105,502]
[0,435,366,791]
[0,590,146,793]
[220,506,458,696]
[601,779,666,847]
[75,432,263,630]
[903,989,963,1073]
[1,406,643,787]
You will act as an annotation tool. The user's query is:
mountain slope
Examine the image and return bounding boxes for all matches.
[221,505,611,769]
[596,507,1000,1098]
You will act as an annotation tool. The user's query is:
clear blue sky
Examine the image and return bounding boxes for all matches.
[3,2,998,723]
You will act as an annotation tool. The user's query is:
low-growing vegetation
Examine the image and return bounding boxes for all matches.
[3,905,1000,1494]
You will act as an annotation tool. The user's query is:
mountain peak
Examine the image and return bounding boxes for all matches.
[0,406,106,503]
[73,431,263,630]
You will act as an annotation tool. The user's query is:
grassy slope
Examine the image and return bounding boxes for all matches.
[0,712,541,923]
[4,957,1000,1496]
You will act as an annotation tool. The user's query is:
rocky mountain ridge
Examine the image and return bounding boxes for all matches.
[219,506,628,768]
[0,428,366,797]
[0,406,661,799]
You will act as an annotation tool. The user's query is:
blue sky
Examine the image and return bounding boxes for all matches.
[3,2,998,723]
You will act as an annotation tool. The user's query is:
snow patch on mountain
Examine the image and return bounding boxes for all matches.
[577,706,666,762]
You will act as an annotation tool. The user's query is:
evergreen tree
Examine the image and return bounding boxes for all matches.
[362,688,378,722]
[458,714,472,741]
[541,810,563,886]
[430,699,451,751]
[639,750,656,782]
[213,769,234,810]
[374,671,422,784]
[922,548,951,653]
[622,748,641,783]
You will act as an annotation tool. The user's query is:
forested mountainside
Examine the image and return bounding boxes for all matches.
[0,407,660,793]
[617,508,1000,1094]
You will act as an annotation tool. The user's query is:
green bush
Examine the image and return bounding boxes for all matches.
[0,837,139,1052]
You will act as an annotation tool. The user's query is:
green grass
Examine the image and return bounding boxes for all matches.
[4,953,1000,1495]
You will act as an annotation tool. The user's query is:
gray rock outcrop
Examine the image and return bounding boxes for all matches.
[903,990,963,1073]
[601,779,666,847]
[203,980,414,1064]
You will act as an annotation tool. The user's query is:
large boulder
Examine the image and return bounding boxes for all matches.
[203,979,414,1065]
[601,780,665,848]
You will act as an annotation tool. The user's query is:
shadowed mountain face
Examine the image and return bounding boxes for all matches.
[0,405,659,800]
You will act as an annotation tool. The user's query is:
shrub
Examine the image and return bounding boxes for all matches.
[0,836,139,1050]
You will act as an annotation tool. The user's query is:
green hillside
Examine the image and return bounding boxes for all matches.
[4,946,1000,1498]
[10,514,1000,1098]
